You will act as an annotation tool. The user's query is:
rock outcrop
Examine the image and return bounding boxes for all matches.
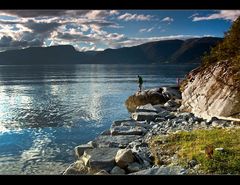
[125,86,181,112]
[180,61,240,120]
[64,86,239,175]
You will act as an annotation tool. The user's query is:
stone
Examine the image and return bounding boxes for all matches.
[153,104,167,112]
[164,99,179,108]
[112,120,151,129]
[155,117,166,122]
[95,170,110,175]
[110,126,147,136]
[136,103,158,113]
[92,135,142,148]
[110,166,126,175]
[115,149,135,168]
[157,110,173,118]
[215,148,224,152]
[188,160,198,168]
[130,166,187,175]
[125,88,170,112]
[63,160,89,175]
[132,112,158,121]
[75,144,93,158]
[127,162,142,173]
[162,86,182,100]
[81,147,118,171]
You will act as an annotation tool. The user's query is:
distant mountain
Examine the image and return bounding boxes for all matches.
[0,37,223,65]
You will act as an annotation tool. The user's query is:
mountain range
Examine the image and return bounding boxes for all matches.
[0,37,223,65]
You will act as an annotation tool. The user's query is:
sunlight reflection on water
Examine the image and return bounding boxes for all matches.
[0,64,197,174]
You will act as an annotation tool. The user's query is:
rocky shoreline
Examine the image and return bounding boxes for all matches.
[63,86,239,175]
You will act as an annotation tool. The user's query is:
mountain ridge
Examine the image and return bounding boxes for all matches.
[0,37,223,65]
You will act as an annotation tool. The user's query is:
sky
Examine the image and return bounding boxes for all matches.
[0,10,239,52]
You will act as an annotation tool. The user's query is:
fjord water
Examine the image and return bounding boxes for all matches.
[0,64,197,174]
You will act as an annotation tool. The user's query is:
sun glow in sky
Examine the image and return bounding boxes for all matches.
[0,10,239,52]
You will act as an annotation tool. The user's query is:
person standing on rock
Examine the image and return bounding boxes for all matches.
[137,75,143,92]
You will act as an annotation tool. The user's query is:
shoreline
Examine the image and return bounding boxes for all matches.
[63,86,239,175]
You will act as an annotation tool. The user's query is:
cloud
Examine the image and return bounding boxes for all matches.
[188,13,199,19]
[0,10,119,20]
[25,20,60,33]
[0,10,70,18]
[114,34,211,48]
[192,10,240,22]
[161,17,174,23]
[139,27,154,33]
[118,13,153,21]
[0,35,43,51]
[85,10,119,19]
[0,10,124,52]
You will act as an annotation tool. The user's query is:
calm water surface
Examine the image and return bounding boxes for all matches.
[0,64,197,174]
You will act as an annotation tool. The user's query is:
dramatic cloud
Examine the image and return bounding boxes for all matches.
[25,20,60,33]
[161,17,174,23]
[0,35,43,51]
[192,10,240,22]
[0,10,70,18]
[0,10,223,52]
[85,10,119,19]
[118,13,153,21]
[0,10,119,19]
[139,27,154,33]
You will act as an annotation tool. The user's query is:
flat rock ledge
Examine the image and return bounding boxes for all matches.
[64,86,239,175]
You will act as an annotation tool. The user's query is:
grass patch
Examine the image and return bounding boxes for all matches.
[149,128,240,174]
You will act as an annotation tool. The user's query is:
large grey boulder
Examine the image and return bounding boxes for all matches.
[110,125,147,136]
[162,87,181,100]
[130,166,187,175]
[81,148,118,171]
[112,120,151,129]
[92,135,142,148]
[115,149,135,168]
[132,112,158,121]
[136,103,158,113]
[127,162,143,173]
[110,166,126,175]
[125,88,169,112]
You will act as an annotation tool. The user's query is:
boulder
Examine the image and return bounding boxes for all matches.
[125,88,169,112]
[132,112,158,121]
[75,144,94,158]
[110,125,147,136]
[112,120,151,129]
[95,170,110,175]
[164,99,180,108]
[130,166,187,175]
[81,148,118,171]
[162,86,182,100]
[136,103,158,113]
[115,149,135,168]
[152,104,167,112]
[110,166,126,175]
[92,135,142,148]
[63,160,89,175]
[127,162,142,173]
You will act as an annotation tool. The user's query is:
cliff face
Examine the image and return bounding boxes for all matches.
[180,16,240,120]
[180,60,240,119]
